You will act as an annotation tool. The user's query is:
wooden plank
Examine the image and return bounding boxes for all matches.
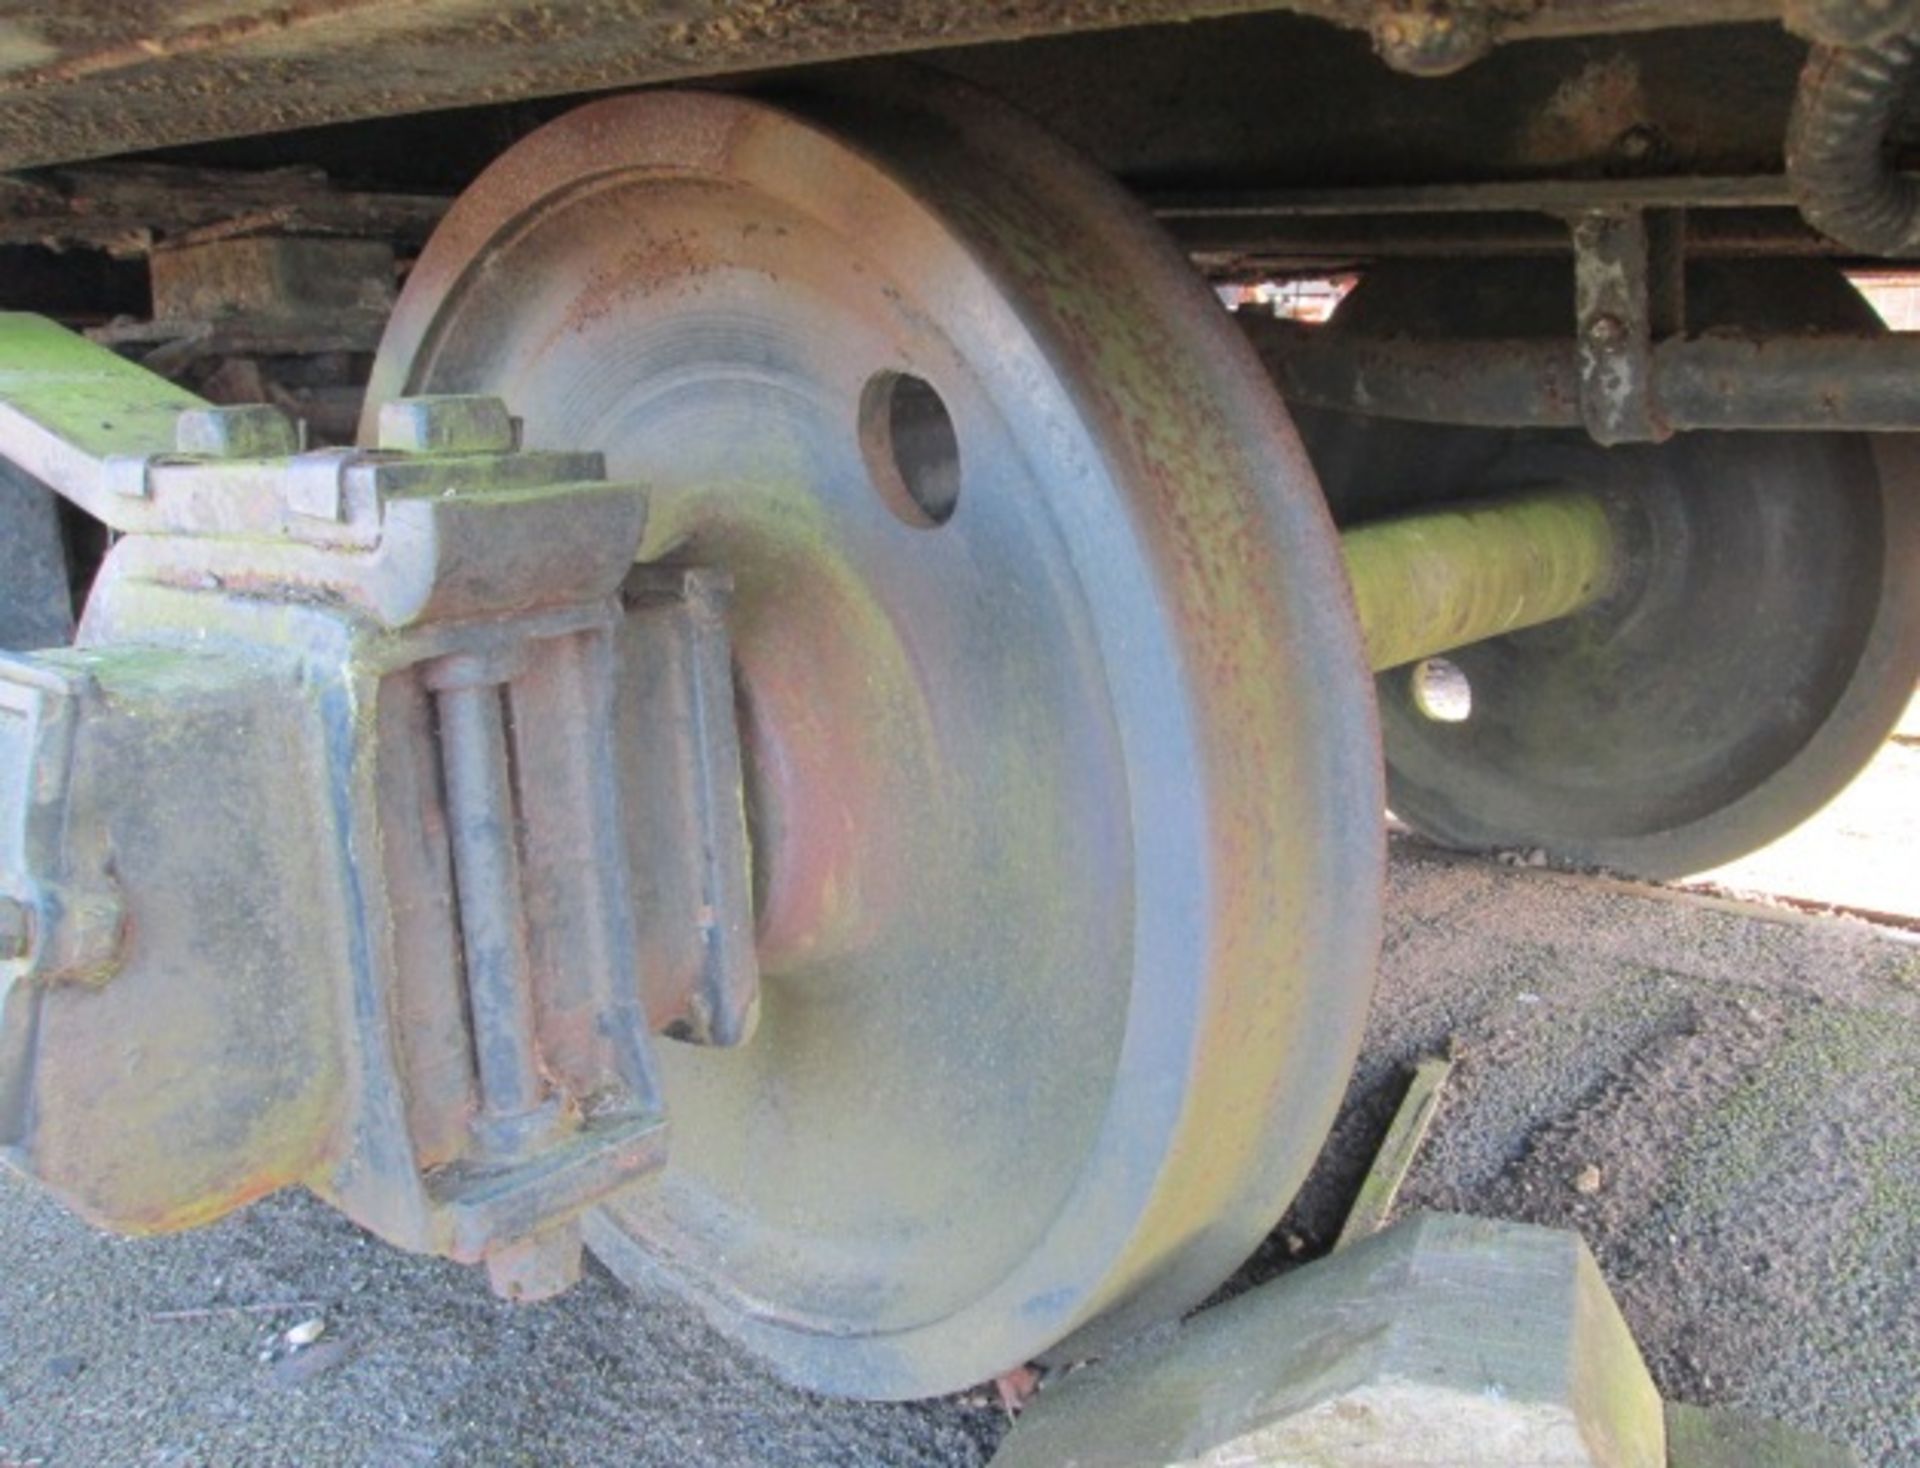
[0,164,450,253]
[1334,1053,1453,1250]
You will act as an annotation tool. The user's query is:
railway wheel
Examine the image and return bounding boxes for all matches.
[1296,259,1920,879]
[366,85,1383,1398]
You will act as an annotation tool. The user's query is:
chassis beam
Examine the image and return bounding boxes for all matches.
[0,2,1787,171]
[1249,316,1920,437]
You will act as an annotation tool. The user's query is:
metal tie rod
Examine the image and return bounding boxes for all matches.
[1246,315,1920,439]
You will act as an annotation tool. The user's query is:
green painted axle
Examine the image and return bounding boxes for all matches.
[1341,488,1621,673]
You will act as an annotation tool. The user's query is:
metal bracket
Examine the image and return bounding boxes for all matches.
[1569,209,1670,447]
[0,317,760,1298]
[282,446,356,521]
[0,657,121,993]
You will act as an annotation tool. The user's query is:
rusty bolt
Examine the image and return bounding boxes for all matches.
[1371,1,1494,76]
[1613,125,1662,164]
[174,404,301,460]
[0,897,31,962]
[376,395,518,456]
[1586,313,1628,346]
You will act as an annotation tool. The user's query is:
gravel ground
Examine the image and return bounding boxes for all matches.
[2,840,1917,1467]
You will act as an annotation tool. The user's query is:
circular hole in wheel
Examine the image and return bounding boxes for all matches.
[1410,656,1473,722]
[859,370,960,528]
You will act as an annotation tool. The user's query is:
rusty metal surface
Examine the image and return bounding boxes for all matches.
[0,1,1777,170]
[1250,316,1920,433]
[3,167,1846,277]
[1158,170,1851,273]
[366,82,1383,1398]
[0,326,771,1299]
[946,17,1813,193]
[1789,31,1920,255]
[0,10,1855,282]
[1183,211,1840,276]
[1157,173,1810,219]
[617,567,759,1050]
[1572,209,1664,443]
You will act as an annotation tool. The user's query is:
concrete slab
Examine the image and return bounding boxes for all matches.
[991,1212,1665,1468]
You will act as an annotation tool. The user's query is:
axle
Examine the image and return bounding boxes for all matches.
[1341,488,1622,674]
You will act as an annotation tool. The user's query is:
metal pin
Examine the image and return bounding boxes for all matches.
[428,655,545,1121]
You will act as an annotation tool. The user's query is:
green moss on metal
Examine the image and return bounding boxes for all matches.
[0,312,204,460]
[1341,487,1621,673]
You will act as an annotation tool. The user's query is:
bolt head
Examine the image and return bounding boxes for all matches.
[1586,313,1627,345]
[1614,125,1659,162]
[1372,1,1494,76]
[174,404,300,460]
[376,396,517,455]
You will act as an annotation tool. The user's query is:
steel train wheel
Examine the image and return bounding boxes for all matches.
[366,86,1383,1398]
[1296,260,1920,879]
